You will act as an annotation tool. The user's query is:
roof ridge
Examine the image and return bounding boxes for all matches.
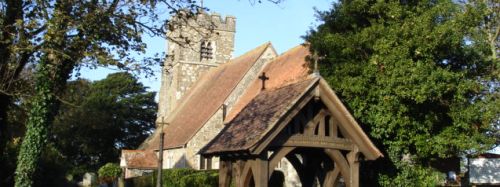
[230,77,319,128]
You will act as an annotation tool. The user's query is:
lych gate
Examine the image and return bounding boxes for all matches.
[201,78,382,187]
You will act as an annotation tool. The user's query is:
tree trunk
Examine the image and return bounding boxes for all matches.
[14,57,73,187]
[0,0,23,159]
[0,94,10,156]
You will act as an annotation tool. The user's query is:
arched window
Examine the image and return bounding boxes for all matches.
[200,40,214,60]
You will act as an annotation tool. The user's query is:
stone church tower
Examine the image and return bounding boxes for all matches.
[158,11,236,121]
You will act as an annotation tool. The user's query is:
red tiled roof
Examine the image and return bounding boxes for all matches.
[121,150,158,169]
[201,44,314,154]
[201,78,318,154]
[225,44,311,121]
[144,42,272,150]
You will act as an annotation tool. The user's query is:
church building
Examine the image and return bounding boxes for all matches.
[120,10,382,187]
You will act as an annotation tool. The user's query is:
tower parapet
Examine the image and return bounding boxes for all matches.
[207,13,236,32]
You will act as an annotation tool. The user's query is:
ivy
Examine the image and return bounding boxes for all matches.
[14,59,61,187]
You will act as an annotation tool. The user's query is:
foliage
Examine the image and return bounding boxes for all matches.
[306,0,499,185]
[0,77,31,187]
[34,143,71,187]
[378,164,444,187]
[180,171,219,187]
[0,0,203,186]
[466,0,499,63]
[98,163,122,183]
[127,168,218,187]
[15,59,62,187]
[52,72,157,172]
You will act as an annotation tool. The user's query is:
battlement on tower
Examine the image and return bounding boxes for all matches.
[167,10,236,33]
[204,13,236,32]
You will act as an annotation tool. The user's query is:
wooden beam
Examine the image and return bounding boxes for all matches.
[319,79,382,160]
[252,154,269,187]
[268,147,295,175]
[318,113,325,136]
[323,166,340,187]
[324,149,351,187]
[251,92,315,154]
[303,110,327,135]
[219,160,232,187]
[330,116,338,138]
[276,135,354,151]
[240,161,252,187]
[348,147,360,187]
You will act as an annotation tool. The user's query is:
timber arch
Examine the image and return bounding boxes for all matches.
[201,77,382,187]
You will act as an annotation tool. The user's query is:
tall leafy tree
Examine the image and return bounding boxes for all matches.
[52,72,156,176]
[0,1,201,186]
[0,0,37,161]
[307,0,499,185]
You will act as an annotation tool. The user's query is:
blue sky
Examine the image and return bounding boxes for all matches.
[79,0,333,94]
[78,0,500,154]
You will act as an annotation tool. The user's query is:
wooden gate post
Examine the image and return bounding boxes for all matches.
[252,154,269,187]
[347,147,360,187]
[219,159,232,187]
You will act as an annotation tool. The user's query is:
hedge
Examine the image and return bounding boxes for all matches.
[126,168,218,187]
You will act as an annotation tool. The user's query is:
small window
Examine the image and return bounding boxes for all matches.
[200,41,214,60]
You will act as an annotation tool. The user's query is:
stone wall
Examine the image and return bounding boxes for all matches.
[162,148,188,169]
[124,169,154,179]
[157,11,235,123]
[278,158,302,187]
[185,108,225,169]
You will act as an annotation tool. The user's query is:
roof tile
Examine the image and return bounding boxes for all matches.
[201,78,318,154]
[121,150,158,169]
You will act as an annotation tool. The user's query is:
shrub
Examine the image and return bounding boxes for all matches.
[180,171,218,187]
[98,163,122,183]
[126,168,218,187]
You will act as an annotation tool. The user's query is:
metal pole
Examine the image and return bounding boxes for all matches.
[157,118,165,187]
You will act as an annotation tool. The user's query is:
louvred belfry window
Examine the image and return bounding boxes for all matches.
[200,41,214,60]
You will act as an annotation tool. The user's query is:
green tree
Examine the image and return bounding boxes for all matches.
[468,0,499,62]
[0,0,38,163]
[307,0,499,185]
[0,1,202,186]
[52,72,156,173]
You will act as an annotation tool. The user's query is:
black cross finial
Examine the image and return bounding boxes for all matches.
[258,72,269,90]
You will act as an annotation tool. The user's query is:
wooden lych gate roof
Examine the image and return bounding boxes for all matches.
[201,77,383,160]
